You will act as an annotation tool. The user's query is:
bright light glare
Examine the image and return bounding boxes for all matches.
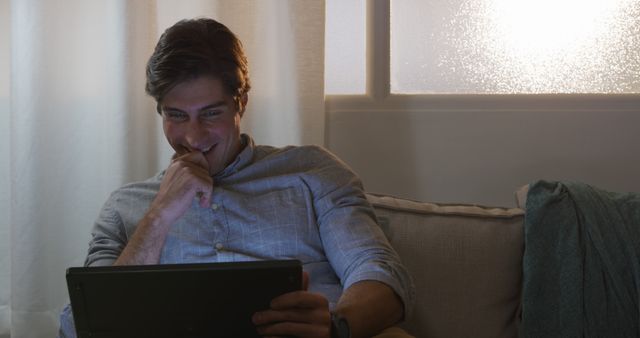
[470,0,640,93]
[391,0,640,94]
[488,0,626,64]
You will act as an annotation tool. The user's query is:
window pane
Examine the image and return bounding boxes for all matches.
[325,0,366,95]
[391,0,640,94]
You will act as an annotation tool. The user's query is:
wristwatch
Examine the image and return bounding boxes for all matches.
[330,313,351,338]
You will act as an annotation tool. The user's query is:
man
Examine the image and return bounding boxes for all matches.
[59,18,414,338]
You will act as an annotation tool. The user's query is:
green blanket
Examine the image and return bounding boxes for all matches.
[521,180,640,337]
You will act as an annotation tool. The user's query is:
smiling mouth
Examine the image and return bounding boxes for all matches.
[175,144,216,156]
[202,145,216,155]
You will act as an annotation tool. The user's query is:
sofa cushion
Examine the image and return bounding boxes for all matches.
[366,193,525,338]
[515,184,530,209]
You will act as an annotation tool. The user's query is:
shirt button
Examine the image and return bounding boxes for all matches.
[210,203,219,211]
[215,243,224,251]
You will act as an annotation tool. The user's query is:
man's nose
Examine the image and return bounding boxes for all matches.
[184,123,209,151]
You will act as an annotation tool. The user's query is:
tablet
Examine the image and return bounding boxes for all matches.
[66,259,302,338]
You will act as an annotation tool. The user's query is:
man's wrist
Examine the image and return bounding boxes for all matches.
[144,204,176,230]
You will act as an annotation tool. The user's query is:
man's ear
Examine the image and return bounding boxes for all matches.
[239,93,248,117]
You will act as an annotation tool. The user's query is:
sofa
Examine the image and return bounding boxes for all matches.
[368,179,640,338]
[366,190,527,338]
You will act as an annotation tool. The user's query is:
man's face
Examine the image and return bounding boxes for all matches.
[160,76,246,176]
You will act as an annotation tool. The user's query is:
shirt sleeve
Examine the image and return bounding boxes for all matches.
[58,194,126,337]
[304,146,416,319]
[84,193,128,267]
[58,303,77,338]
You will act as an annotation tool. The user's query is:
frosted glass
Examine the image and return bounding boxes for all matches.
[325,0,366,94]
[391,0,640,94]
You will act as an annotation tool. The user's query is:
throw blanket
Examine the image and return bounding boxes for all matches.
[521,180,640,337]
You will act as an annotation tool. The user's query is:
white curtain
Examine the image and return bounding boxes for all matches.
[0,0,325,336]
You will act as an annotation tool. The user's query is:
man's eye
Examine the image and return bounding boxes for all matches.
[164,112,187,121]
[202,110,221,118]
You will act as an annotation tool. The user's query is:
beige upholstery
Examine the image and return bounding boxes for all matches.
[366,193,525,338]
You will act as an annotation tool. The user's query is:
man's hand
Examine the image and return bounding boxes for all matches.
[150,151,213,224]
[253,272,332,338]
[114,150,213,266]
[252,292,332,338]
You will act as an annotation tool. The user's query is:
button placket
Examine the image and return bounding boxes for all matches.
[209,190,230,257]
[212,201,225,252]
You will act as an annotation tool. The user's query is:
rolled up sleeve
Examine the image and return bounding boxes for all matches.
[307,148,415,318]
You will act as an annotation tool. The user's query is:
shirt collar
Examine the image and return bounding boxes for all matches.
[214,133,255,180]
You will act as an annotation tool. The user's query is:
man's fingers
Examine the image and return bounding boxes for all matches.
[253,308,317,324]
[174,151,210,170]
[170,154,213,186]
[163,156,214,208]
[252,307,331,331]
[252,291,331,337]
[255,320,330,338]
[270,291,328,310]
[171,144,191,159]
[302,271,309,291]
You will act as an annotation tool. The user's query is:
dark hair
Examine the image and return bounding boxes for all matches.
[145,18,251,111]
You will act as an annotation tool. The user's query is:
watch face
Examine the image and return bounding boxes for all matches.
[337,317,350,338]
[332,314,350,338]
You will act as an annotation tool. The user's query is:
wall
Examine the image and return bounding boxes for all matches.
[326,104,640,207]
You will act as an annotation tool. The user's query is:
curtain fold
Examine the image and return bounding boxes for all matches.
[0,1,325,336]
[1,0,11,336]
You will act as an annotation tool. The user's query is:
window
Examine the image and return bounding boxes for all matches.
[326,0,640,95]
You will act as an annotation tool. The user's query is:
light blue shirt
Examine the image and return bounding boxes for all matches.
[59,134,414,337]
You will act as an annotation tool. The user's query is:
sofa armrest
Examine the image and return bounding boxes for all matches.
[367,193,524,338]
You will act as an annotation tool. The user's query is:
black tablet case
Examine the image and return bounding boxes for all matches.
[66,260,302,338]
